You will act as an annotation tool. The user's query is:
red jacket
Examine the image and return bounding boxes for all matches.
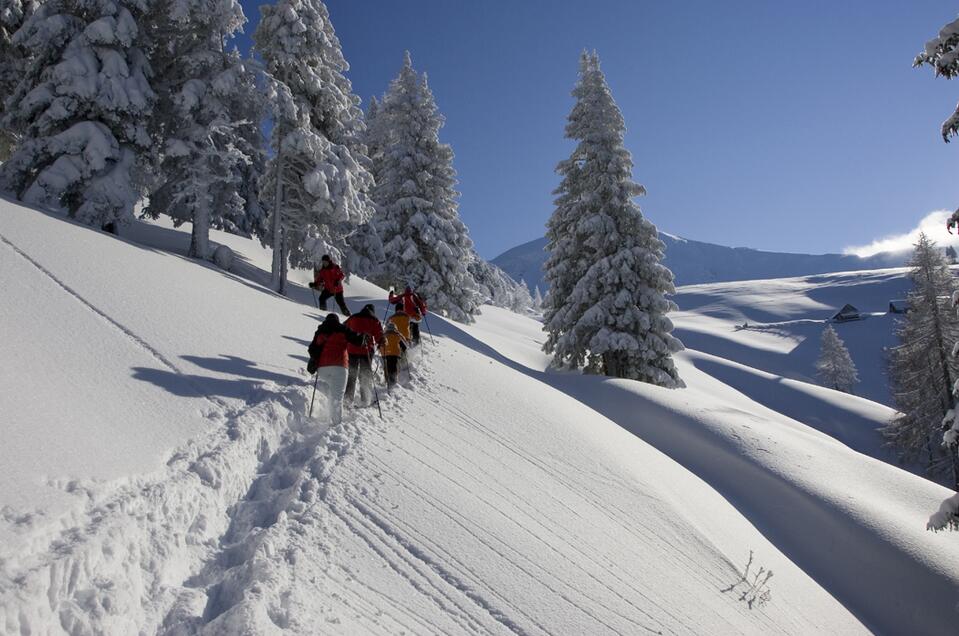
[314,263,345,293]
[388,289,427,320]
[344,311,384,356]
[309,323,365,368]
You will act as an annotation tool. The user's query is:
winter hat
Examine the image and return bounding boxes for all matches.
[321,254,332,263]
[394,303,404,312]
[385,322,397,333]
[363,303,375,313]
[320,313,340,329]
[404,285,412,293]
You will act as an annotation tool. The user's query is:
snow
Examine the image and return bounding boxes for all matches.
[2,199,959,634]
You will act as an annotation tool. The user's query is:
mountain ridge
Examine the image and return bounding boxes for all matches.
[493,234,909,291]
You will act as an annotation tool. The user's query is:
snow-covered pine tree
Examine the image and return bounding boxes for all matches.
[915,17,959,142]
[816,324,858,393]
[513,278,533,314]
[0,0,155,230]
[371,52,480,322]
[467,256,531,314]
[253,0,373,294]
[541,52,683,387]
[0,0,37,160]
[142,0,266,258]
[947,245,958,264]
[342,94,387,278]
[884,233,959,482]
[915,15,959,496]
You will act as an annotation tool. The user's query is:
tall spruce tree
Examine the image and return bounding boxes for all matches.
[816,325,859,393]
[342,94,387,278]
[542,52,683,387]
[143,0,266,258]
[884,234,959,483]
[0,0,37,160]
[371,52,480,322]
[253,0,373,294]
[0,0,155,230]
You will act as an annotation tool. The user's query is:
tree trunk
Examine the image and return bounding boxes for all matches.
[270,137,286,294]
[189,205,209,260]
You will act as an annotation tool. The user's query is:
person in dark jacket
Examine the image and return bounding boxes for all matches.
[344,303,384,406]
[388,285,427,346]
[309,254,351,316]
[307,314,366,425]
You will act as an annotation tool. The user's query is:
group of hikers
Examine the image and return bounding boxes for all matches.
[306,254,429,425]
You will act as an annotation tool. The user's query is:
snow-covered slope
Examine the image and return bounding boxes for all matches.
[492,235,908,292]
[671,269,912,408]
[1,200,957,635]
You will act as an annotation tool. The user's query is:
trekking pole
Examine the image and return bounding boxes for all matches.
[367,349,383,419]
[308,370,320,418]
[423,314,436,345]
[311,287,320,310]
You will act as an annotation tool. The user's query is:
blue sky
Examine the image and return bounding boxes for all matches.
[238,1,959,259]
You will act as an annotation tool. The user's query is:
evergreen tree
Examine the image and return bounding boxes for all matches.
[915,15,959,492]
[816,325,858,393]
[253,0,373,294]
[142,0,266,258]
[0,0,155,230]
[946,245,957,264]
[371,52,480,322]
[0,0,37,160]
[915,17,959,142]
[884,234,959,483]
[533,285,544,311]
[542,52,683,387]
[342,94,387,278]
[513,278,533,313]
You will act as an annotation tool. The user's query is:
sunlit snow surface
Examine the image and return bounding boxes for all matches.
[1,200,957,634]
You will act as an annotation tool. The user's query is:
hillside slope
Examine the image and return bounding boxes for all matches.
[492,235,907,291]
[1,201,957,635]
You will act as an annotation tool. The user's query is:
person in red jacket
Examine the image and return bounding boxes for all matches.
[310,254,351,316]
[388,285,427,346]
[307,314,366,425]
[343,303,384,406]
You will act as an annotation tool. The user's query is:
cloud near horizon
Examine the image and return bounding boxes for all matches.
[843,210,959,257]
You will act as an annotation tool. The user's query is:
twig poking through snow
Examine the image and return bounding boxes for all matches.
[721,550,774,609]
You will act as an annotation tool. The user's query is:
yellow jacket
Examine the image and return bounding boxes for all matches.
[379,332,408,357]
[388,313,412,341]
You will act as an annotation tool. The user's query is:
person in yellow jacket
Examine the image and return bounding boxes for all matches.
[388,304,412,342]
[379,322,409,388]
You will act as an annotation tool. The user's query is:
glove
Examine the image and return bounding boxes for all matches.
[388,287,394,293]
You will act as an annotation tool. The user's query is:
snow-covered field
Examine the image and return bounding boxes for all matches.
[2,200,958,635]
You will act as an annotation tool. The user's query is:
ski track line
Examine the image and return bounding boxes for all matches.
[344,471,556,636]
[430,398,732,594]
[358,455,641,636]
[0,231,230,412]
[339,495,535,636]
[372,431,694,632]
[331,564,447,636]
[363,443,669,636]
[326,498,492,635]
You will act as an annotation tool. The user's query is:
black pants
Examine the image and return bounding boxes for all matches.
[410,321,421,345]
[319,289,350,315]
[345,353,373,404]
[383,356,400,387]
